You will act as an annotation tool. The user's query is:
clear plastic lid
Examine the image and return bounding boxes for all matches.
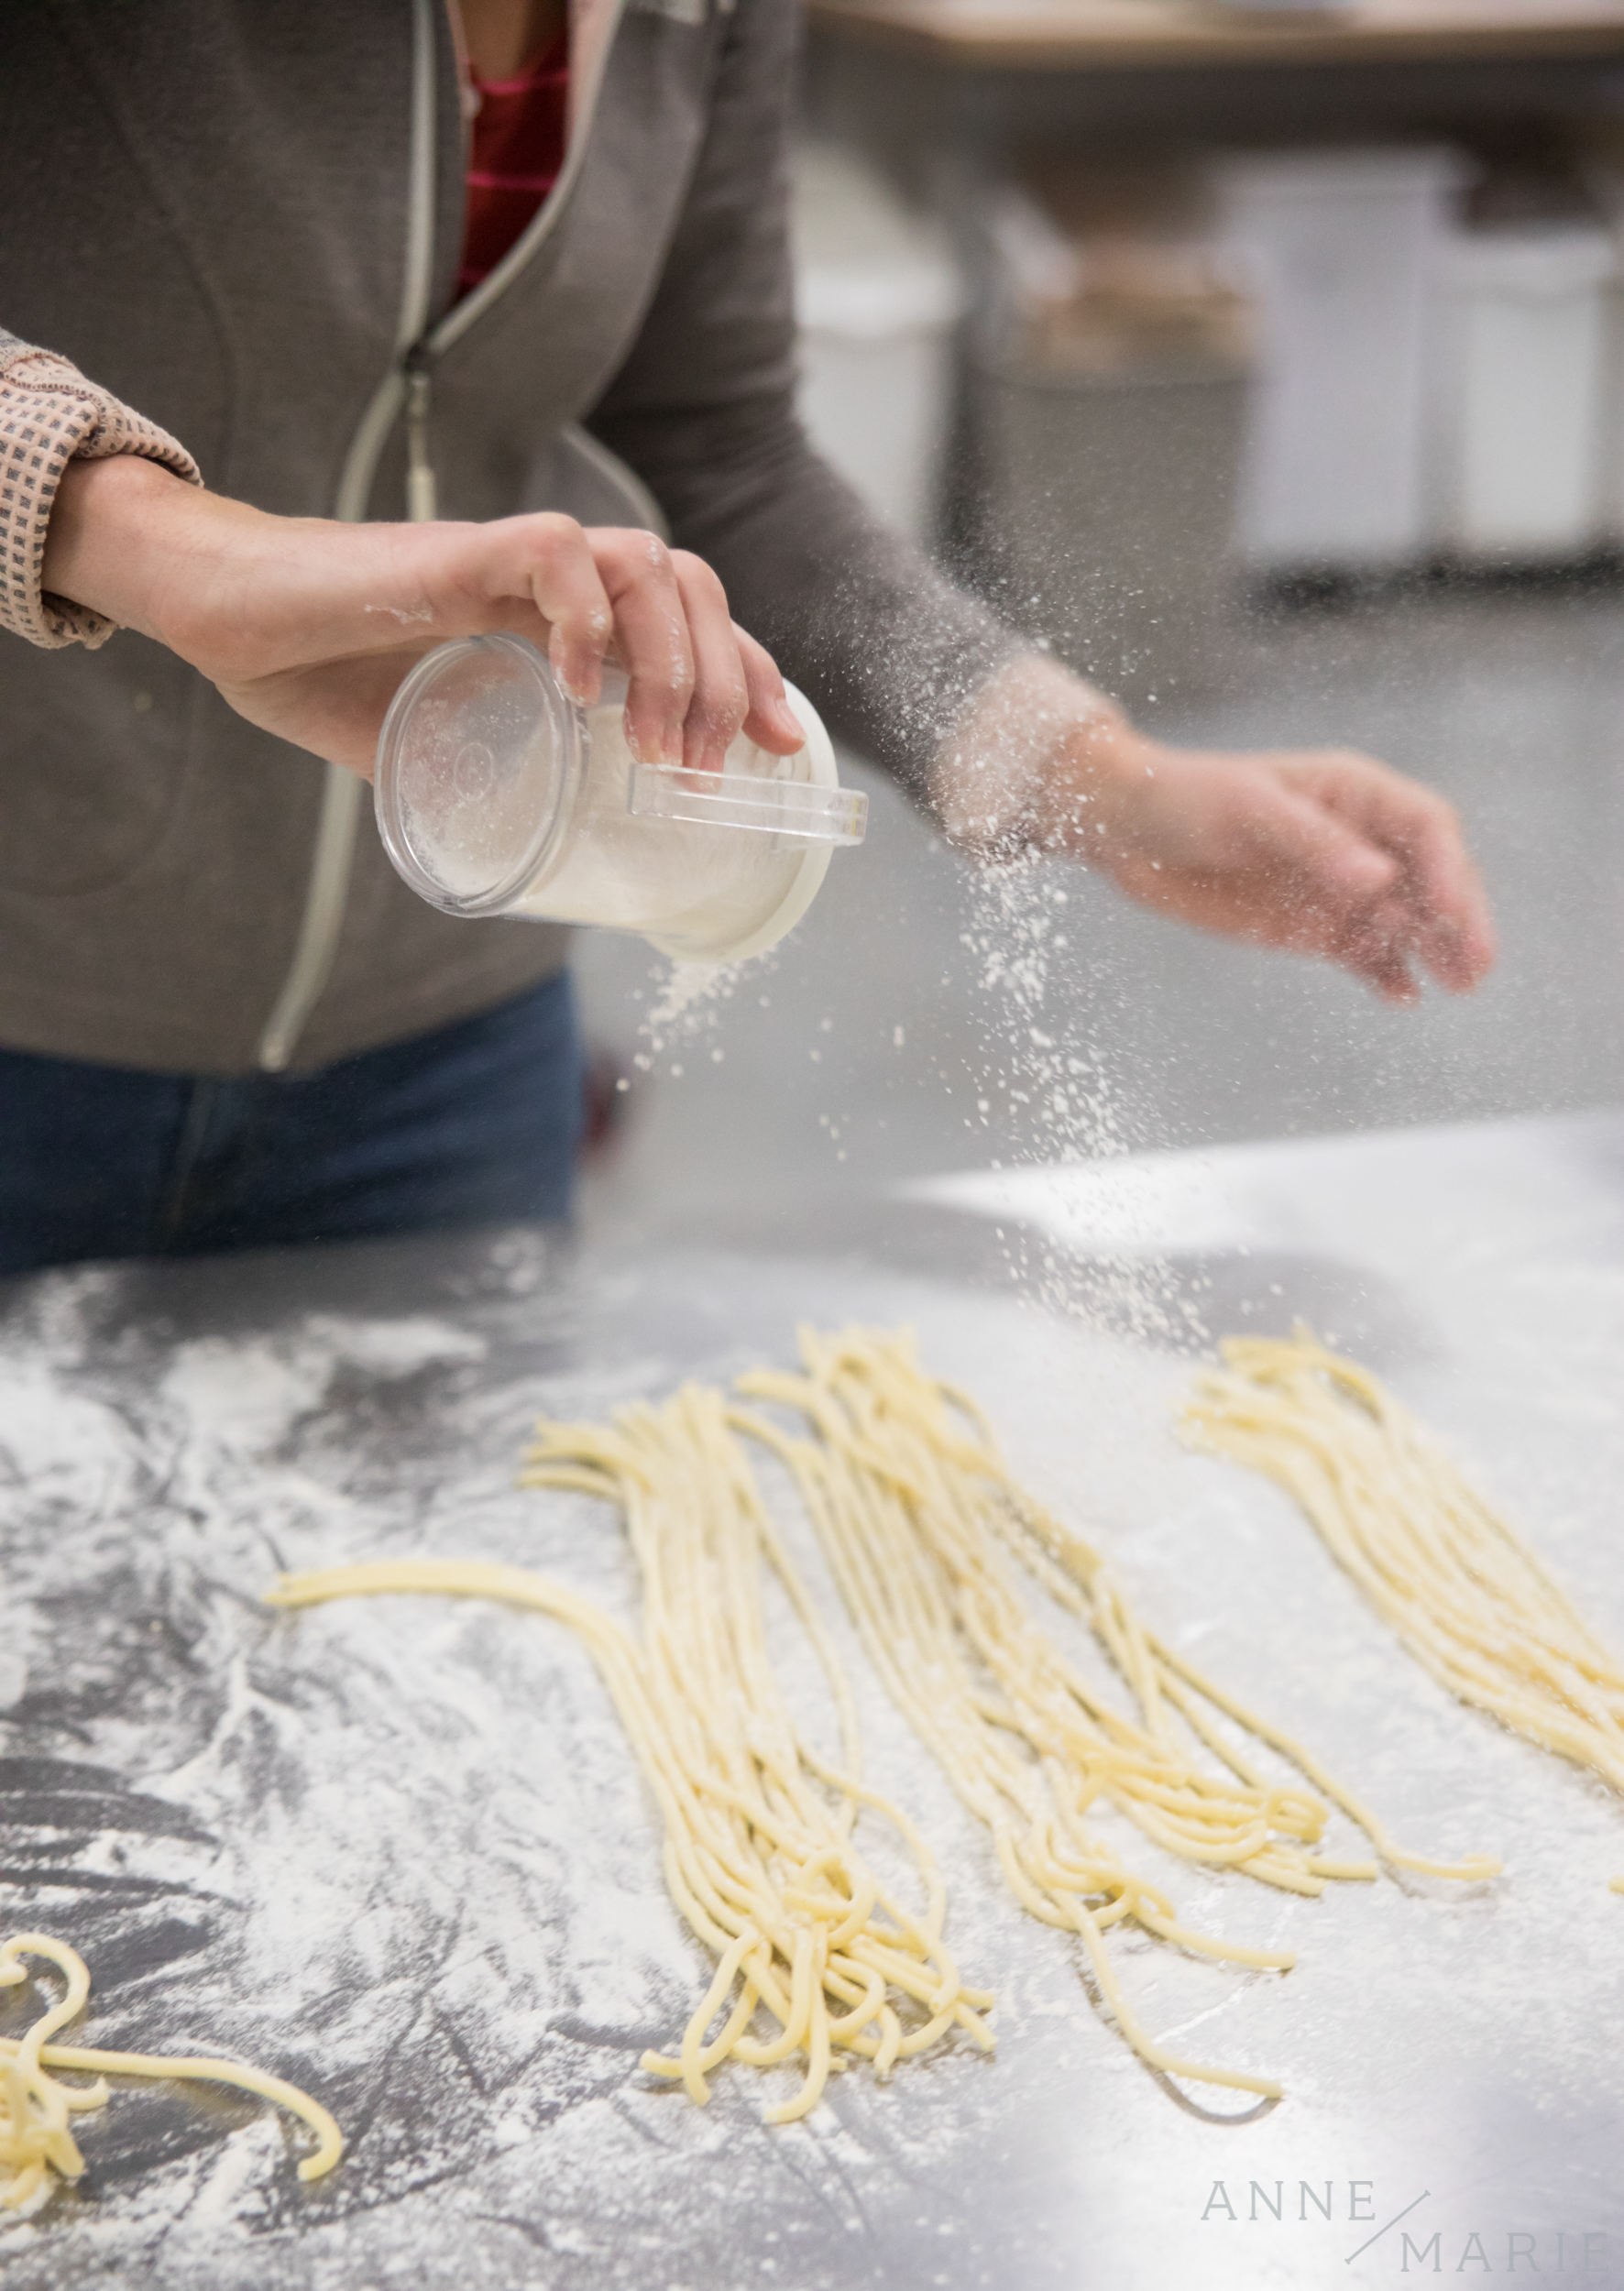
[374,634,582,919]
[626,762,867,843]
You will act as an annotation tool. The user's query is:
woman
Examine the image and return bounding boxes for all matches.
[0,0,1493,1271]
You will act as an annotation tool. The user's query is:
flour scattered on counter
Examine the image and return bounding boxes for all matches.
[162,1337,336,1451]
[304,1314,488,1378]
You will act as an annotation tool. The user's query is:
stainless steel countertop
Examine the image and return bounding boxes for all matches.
[5,1106,1624,2287]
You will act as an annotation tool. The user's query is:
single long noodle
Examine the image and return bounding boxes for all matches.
[733,1325,1495,2100]
[270,1383,993,2126]
[1186,1326,1624,1817]
[0,1932,342,2209]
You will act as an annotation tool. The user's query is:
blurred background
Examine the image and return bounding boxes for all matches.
[578,0,1624,1240]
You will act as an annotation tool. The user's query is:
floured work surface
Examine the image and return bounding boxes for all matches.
[5,1107,1624,2287]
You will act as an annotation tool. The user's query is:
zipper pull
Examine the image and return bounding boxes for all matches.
[405,363,438,523]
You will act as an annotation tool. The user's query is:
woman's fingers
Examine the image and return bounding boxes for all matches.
[359,515,801,776]
[1237,776,1469,992]
[1147,749,1496,1000]
[735,623,807,756]
[1312,758,1497,992]
[1236,775,1399,908]
[1100,746,1497,1005]
[587,534,800,772]
[671,554,750,772]
[584,529,692,762]
[612,551,801,773]
[1344,937,1423,1005]
[442,511,616,701]
[517,516,615,706]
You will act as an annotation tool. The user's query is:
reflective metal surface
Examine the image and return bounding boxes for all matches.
[5,1110,1624,2285]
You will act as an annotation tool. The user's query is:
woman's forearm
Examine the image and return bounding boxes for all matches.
[37,456,803,781]
[42,455,238,643]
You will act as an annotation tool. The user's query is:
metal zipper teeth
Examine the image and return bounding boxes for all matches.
[257,0,633,1074]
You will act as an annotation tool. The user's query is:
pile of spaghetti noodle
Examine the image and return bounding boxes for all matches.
[272,1382,993,2126]
[275,1328,1494,2110]
[1186,1326,1624,1821]
[734,1326,1494,2099]
[0,1930,342,2209]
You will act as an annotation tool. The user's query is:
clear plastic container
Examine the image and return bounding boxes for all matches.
[374,634,867,963]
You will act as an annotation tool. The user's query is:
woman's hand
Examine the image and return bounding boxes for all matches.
[1076,733,1495,1003]
[936,657,1496,1005]
[42,455,804,778]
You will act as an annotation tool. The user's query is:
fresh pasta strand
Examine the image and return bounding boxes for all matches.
[731,1326,1495,2102]
[269,1382,993,2128]
[1185,1325,1624,1860]
[0,1931,342,2210]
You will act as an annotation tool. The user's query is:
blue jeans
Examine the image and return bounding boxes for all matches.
[0,974,585,1277]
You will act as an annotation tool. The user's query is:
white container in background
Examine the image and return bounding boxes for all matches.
[792,143,964,542]
[1432,225,1615,556]
[1220,148,1465,568]
[374,636,866,965]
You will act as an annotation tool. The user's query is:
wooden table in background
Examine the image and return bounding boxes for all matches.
[806,0,1624,73]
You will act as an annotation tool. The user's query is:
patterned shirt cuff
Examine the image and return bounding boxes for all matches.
[0,340,202,651]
